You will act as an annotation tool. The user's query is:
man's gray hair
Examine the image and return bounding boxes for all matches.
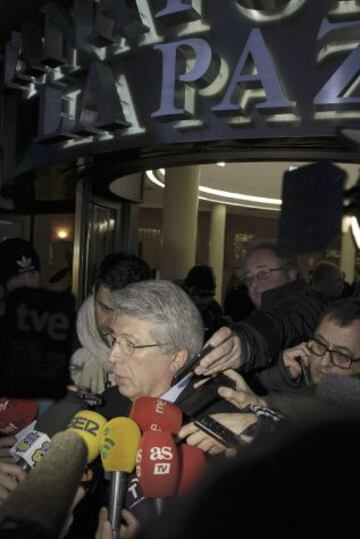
[112,279,204,359]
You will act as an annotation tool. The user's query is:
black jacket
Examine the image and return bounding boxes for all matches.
[234,279,329,371]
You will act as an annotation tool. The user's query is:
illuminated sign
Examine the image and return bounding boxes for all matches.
[2,0,360,178]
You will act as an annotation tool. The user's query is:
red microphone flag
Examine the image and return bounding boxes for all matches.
[136,430,179,498]
[176,443,207,496]
[130,397,182,434]
[0,398,38,435]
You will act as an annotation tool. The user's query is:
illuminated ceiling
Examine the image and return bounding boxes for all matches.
[142,161,360,216]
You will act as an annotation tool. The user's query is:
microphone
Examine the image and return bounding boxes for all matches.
[10,393,85,470]
[0,431,88,539]
[67,410,107,463]
[136,430,179,515]
[130,397,182,434]
[0,398,38,435]
[176,443,207,496]
[317,374,360,409]
[100,417,141,539]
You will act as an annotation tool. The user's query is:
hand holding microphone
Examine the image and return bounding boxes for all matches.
[0,409,107,538]
[100,417,141,539]
[9,395,88,471]
[136,430,180,515]
[0,461,26,506]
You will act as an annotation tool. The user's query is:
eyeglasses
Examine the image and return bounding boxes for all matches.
[307,337,360,369]
[106,335,169,357]
[242,267,284,287]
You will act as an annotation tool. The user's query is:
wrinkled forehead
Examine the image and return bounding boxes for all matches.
[244,249,282,273]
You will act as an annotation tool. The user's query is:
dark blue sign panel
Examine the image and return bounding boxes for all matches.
[2,0,360,179]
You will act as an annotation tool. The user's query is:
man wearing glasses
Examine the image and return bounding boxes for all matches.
[193,240,329,380]
[85,279,236,538]
[240,240,299,310]
[179,299,360,454]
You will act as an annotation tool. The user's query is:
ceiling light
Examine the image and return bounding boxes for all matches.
[145,169,282,209]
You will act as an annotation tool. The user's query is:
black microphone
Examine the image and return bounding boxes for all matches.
[0,431,88,539]
[10,393,84,471]
[317,374,360,409]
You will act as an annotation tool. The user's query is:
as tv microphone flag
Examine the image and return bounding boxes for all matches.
[136,430,179,499]
[130,396,182,434]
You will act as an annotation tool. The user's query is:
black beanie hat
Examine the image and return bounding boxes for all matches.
[0,238,40,286]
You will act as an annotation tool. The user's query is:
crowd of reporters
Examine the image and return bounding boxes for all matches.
[0,236,359,538]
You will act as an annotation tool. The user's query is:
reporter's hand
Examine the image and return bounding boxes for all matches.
[282,342,310,379]
[120,509,140,539]
[217,370,266,409]
[95,507,112,539]
[0,461,26,504]
[95,508,139,539]
[194,327,243,376]
[0,436,17,464]
[58,485,86,539]
[178,412,258,456]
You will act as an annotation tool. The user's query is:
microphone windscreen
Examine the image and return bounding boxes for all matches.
[67,410,107,463]
[176,444,207,496]
[137,431,179,498]
[100,417,141,473]
[0,398,38,435]
[317,374,360,408]
[0,431,87,539]
[34,394,84,438]
[130,397,182,434]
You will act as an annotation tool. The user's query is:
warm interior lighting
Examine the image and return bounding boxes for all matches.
[56,228,69,240]
[351,216,360,249]
[342,216,360,249]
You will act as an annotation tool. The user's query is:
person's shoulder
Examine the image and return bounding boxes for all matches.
[95,386,132,419]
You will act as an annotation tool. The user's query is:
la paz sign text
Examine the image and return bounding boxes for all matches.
[3,0,360,150]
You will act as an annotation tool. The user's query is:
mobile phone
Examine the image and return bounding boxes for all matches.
[298,357,311,386]
[173,344,214,384]
[177,372,236,417]
[194,415,244,450]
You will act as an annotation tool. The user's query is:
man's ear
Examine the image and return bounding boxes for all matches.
[171,350,188,374]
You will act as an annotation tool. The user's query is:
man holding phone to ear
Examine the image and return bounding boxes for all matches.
[179,299,360,453]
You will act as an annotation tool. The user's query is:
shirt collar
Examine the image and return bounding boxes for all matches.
[160,373,192,403]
